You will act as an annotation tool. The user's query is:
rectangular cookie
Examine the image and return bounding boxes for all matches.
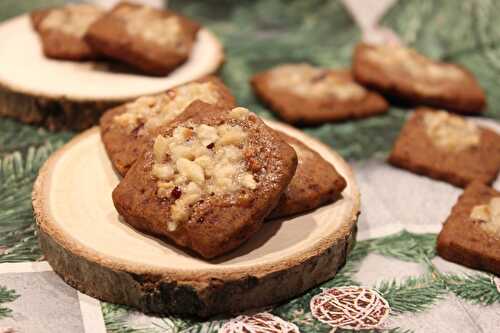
[31,4,104,60]
[353,43,486,114]
[85,2,200,76]
[388,108,500,188]
[437,182,500,275]
[251,63,388,125]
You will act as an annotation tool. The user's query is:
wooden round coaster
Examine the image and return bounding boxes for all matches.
[32,120,360,318]
[0,15,224,130]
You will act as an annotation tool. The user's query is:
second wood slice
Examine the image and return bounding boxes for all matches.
[32,121,360,317]
[0,15,224,130]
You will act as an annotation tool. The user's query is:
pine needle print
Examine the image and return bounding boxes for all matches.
[0,285,18,319]
[102,303,150,333]
[443,273,500,305]
[0,143,61,263]
[376,275,447,313]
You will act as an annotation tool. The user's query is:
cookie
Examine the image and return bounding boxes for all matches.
[85,2,200,76]
[100,76,236,176]
[112,102,298,258]
[388,108,500,188]
[353,43,486,114]
[251,63,388,125]
[437,182,500,275]
[269,132,347,219]
[31,4,104,60]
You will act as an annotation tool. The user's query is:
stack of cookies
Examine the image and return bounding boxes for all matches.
[31,2,200,75]
[101,77,347,258]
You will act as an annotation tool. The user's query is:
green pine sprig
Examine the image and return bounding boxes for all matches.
[367,230,437,263]
[442,273,500,305]
[376,274,447,314]
[101,303,152,333]
[0,143,63,263]
[0,285,19,319]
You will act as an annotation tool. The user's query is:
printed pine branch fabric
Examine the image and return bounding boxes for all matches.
[0,0,500,332]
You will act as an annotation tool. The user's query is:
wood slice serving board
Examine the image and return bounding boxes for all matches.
[0,15,224,131]
[32,120,360,317]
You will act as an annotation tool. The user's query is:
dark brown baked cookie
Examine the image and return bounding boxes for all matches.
[100,76,236,176]
[437,182,500,275]
[85,2,200,76]
[388,108,500,188]
[31,4,104,61]
[353,43,486,114]
[251,63,388,125]
[268,132,347,219]
[112,102,298,258]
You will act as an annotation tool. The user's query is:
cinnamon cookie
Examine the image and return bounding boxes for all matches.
[269,132,347,219]
[85,2,200,75]
[353,43,486,114]
[31,4,104,60]
[388,108,500,188]
[112,102,298,258]
[100,76,236,176]
[437,182,500,275]
[251,63,388,125]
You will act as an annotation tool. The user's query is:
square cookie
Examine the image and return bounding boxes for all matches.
[437,182,500,275]
[31,4,104,60]
[85,2,200,76]
[353,43,486,114]
[251,63,388,125]
[388,108,500,188]
[112,102,298,258]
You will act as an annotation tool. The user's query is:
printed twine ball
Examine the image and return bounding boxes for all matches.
[219,312,299,333]
[310,286,391,330]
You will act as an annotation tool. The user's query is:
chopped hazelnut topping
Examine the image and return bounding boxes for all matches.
[268,64,366,100]
[41,4,103,38]
[364,45,464,83]
[152,110,257,224]
[229,107,250,120]
[470,197,500,238]
[114,82,220,133]
[423,111,480,152]
[115,6,188,51]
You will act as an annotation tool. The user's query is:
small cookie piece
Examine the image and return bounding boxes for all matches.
[85,2,200,76]
[100,76,236,176]
[31,4,104,60]
[251,63,388,125]
[388,108,500,188]
[269,132,347,219]
[437,182,500,275]
[353,43,486,114]
[112,102,298,258]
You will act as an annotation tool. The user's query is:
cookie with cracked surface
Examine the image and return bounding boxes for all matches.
[85,2,200,76]
[100,76,236,176]
[388,108,500,188]
[251,63,388,125]
[112,102,298,258]
[353,43,486,114]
